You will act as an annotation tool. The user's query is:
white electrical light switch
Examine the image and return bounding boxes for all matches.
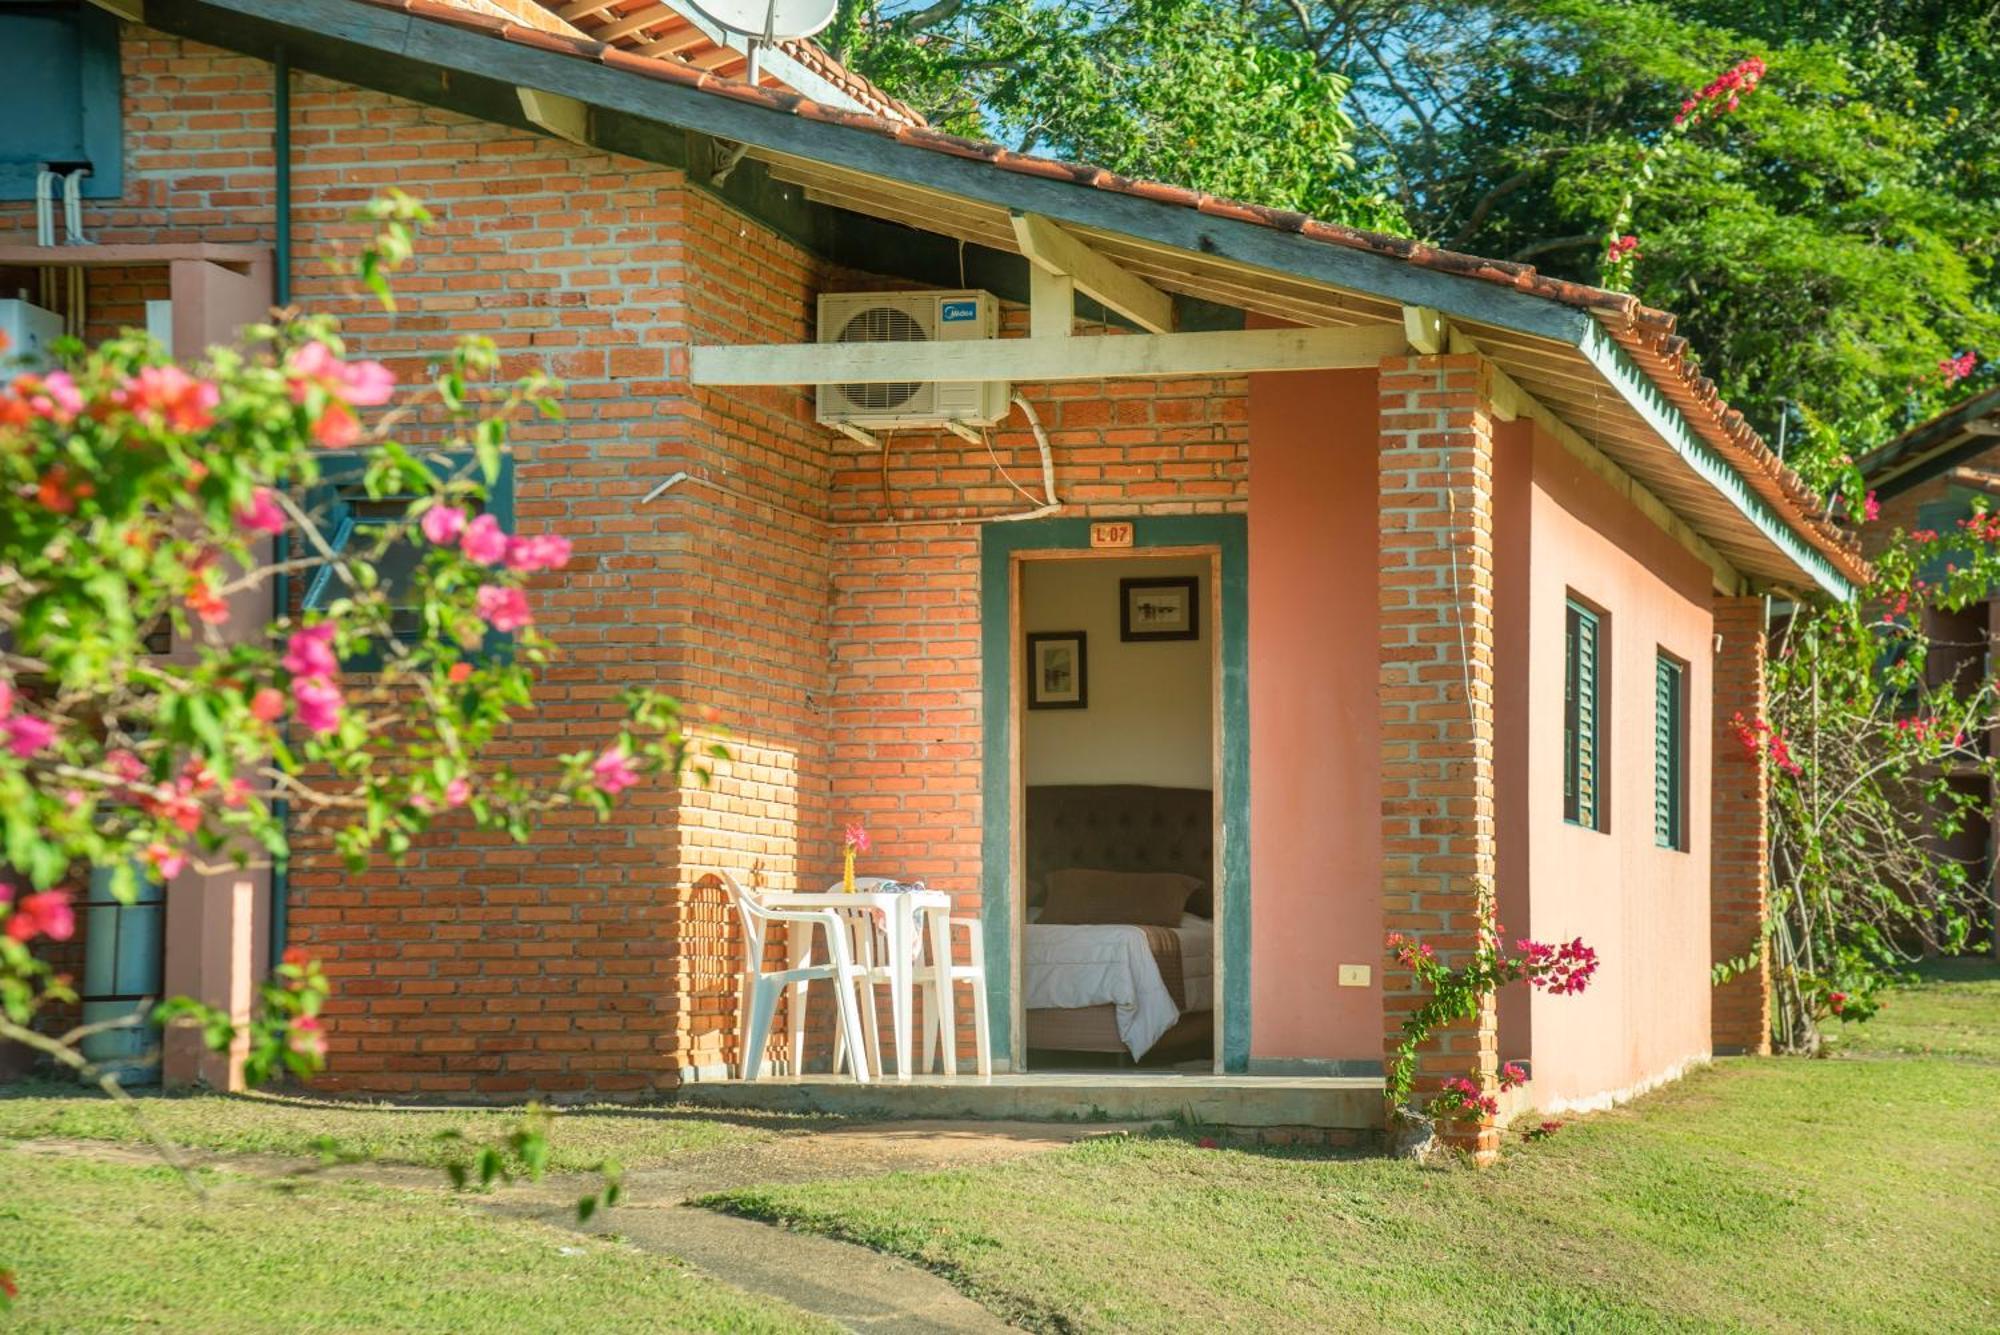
[1338,964,1370,987]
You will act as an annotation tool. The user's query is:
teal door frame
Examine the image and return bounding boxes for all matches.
[980,515,1251,1072]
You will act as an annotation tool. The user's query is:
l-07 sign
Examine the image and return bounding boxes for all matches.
[1090,522,1134,548]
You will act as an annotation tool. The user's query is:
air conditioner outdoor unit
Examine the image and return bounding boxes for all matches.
[0,299,65,372]
[816,290,1011,430]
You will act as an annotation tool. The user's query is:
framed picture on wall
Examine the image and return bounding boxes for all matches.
[1027,631,1088,709]
[1119,576,1199,641]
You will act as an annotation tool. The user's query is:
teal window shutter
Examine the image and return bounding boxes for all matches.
[1564,599,1603,830]
[1654,652,1687,850]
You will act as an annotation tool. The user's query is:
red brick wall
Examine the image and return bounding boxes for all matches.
[1710,595,1771,1054]
[1375,353,1500,1162]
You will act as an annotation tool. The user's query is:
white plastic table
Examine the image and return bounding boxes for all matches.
[763,887,955,1082]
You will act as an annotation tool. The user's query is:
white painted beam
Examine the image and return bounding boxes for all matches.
[1011,212,1174,334]
[1029,264,1075,341]
[517,88,590,145]
[690,324,1409,387]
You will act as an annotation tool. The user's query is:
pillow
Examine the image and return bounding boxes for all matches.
[1038,868,1201,927]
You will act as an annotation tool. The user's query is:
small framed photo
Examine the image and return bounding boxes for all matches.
[1120,576,1199,641]
[1027,631,1087,710]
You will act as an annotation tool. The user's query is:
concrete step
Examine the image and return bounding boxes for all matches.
[676,1071,1386,1130]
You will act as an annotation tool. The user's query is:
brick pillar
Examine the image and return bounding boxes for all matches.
[1711,595,1772,1054]
[1378,353,1500,1163]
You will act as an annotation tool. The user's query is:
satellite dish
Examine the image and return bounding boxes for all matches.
[682,0,836,41]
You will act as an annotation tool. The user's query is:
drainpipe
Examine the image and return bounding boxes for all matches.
[268,46,293,967]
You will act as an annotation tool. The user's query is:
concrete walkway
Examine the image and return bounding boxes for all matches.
[17,1118,1142,1333]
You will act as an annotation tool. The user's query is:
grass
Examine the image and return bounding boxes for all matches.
[0,1084,815,1173]
[702,960,2000,1333]
[0,1151,826,1333]
[1831,955,2000,1061]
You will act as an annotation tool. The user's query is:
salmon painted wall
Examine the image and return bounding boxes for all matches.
[1513,422,1715,1107]
[1246,363,1382,1064]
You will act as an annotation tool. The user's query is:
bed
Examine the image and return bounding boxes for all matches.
[1021,784,1215,1061]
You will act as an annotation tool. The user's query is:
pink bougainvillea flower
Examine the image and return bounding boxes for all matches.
[459,513,509,565]
[35,466,94,514]
[185,574,229,626]
[1500,1061,1528,1089]
[287,341,396,407]
[0,679,12,720]
[592,745,640,796]
[1828,991,1848,1015]
[286,1013,327,1060]
[4,889,75,943]
[1862,492,1881,523]
[105,748,145,784]
[310,400,361,449]
[281,945,309,968]
[4,714,55,758]
[843,821,870,853]
[249,686,287,723]
[115,365,219,433]
[447,661,473,685]
[444,776,471,808]
[503,532,573,573]
[1197,1136,1219,1150]
[421,504,468,545]
[143,841,188,880]
[1940,350,1978,385]
[474,583,532,632]
[236,487,287,536]
[15,369,83,424]
[282,623,339,679]
[291,677,344,735]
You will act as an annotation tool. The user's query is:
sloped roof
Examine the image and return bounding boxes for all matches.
[522,0,921,123]
[194,0,1868,594]
[1858,385,2000,500]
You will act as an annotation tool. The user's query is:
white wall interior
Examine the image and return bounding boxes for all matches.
[1022,555,1213,788]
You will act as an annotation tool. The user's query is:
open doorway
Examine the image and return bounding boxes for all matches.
[1016,552,1219,1070]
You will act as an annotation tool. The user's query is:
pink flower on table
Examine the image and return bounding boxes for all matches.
[421,504,468,545]
[503,533,572,573]
[843,822,870,853]
[249,687,287,723]
[459,513,509,565]
[115,365,219,433]
[5,889,75,943]
[4,714,55,758]
[474,584,532,632]
[591,745,639,796]
[291,677,344,735]
[236,487,287,536]
[282,623,339,679]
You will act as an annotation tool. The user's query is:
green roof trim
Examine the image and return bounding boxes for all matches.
[1574,319,1856,602]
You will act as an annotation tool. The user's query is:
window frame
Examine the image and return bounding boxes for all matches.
[301,451,516,667]
[1563,596,1607,832]
[1653,649,1688,852]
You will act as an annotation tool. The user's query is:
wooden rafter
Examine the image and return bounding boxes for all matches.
[1011,212,1173,334]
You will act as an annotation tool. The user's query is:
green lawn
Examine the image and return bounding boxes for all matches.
[703,961,2000,1334]
[1832,956,2000,1060]
[0,1084,810,1173]
[0,1151,825,1333]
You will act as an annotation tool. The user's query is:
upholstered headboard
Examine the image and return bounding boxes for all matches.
[1025,784,1215,917]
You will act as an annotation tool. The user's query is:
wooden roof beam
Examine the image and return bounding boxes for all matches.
[691,324,1409,386]
[1011,211,1173,334]
[516,88,590,145]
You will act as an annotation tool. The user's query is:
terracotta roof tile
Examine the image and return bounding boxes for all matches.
[343,0,1868,586]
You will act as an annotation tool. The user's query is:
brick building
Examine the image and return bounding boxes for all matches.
[6,0,1868,1143]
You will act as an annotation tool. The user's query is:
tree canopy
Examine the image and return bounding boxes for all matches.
[832,0,2000,497]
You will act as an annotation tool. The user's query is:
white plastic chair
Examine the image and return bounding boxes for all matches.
[716,870,871,1083]
[922,912,992,1078]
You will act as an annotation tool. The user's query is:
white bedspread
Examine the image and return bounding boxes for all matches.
[1024,914,1211,1058]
